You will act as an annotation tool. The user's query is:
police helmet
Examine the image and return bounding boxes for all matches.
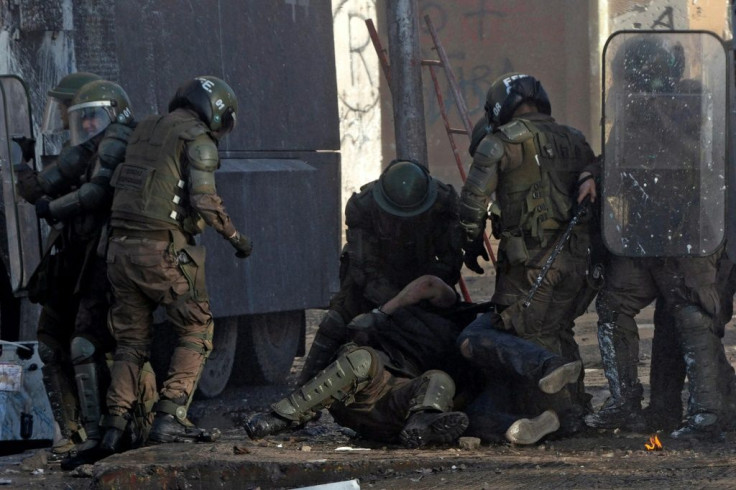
[42,72,102,134]
[618,36,685,92]
[484,73,551,126]
[168,76,238,137]
[372,160,438,217]
[67,80,133,145]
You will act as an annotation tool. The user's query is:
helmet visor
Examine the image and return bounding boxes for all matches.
[41,97,69,135]
[214,108,236,138]
[68,102,113,145]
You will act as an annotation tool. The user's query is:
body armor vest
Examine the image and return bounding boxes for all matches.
[110,110,207,233]
[495,118,590,244]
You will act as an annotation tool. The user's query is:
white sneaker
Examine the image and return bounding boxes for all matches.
[505,410,560,445]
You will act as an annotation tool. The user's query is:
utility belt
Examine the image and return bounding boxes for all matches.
[111,228,192,246]
[499,228,566,267]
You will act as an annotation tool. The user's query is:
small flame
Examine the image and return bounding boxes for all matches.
[644,434,663,451]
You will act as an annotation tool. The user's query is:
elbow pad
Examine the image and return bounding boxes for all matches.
[463,135,503,197]
[98,124,132,169]
[186,135,219,194]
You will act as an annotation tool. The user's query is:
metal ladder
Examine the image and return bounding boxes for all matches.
[365,17,498,302]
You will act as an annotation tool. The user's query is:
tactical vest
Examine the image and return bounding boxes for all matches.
[110,110,208,233]
[495,118,590,245]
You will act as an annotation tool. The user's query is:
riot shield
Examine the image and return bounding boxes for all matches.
[0,75,42,292]
[601,31,727,257]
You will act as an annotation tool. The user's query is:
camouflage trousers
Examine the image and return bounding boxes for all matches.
[328,348,435,443]
[105,234,213,416]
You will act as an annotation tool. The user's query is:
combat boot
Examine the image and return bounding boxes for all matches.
[671,412,723,441]
[584,396,646,431]
[399,411,469,448]
[148,400,221,444]
[99,413,131,454]
[585,320,646,431]
[505,410,560,445]
[244,412,294,439]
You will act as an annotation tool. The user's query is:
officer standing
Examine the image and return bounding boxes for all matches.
[298,160,464,382]
[459,73,599,436]
[585,34,734,439]
[16,77,136,462]
[99,76,252,451]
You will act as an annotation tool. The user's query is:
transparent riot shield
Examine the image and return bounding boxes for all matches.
[0,75,42,291]
[601,31,727,257]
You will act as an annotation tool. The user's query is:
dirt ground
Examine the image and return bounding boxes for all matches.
[2,269,736,489]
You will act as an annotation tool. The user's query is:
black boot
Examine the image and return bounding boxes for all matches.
[148,413,220,444]
[148,400,220,444]
[60,439,107,470]
[99,414,131,454]
[671,412,723,441]
[244,412,294,439]
[399,411,469,448]
[585,321,645,431]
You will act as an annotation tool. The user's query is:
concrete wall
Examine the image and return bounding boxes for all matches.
[332,0,384,230]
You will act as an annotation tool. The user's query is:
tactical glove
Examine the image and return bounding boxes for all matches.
[35,197,58,226]
[13,164,43,204]
[12,136,36,162]
[229,231,253,259]
[463,234,489,274]
[347,308,391,331]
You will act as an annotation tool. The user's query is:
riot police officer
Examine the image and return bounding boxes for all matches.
[459,73,599,438]
[298,160,464,382]
[100,76,253,451]
[19,79,137,465]
[585,33,734,439]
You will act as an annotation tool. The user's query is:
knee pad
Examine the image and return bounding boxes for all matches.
[273,346,377,422]
[70,336,97,365]
[409,370,456,413]
[38,339,64,366]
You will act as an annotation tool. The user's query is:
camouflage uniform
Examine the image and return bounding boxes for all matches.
[104,107,247,433]
[28,120,136,449]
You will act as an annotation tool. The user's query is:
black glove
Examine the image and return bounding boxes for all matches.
[347,308,390,331]
[463,234,489,274]
[13,164,43,203]
[229,232,253,259]
[12,136,36,162]
[35,197,58,226]
[35,198,51,219]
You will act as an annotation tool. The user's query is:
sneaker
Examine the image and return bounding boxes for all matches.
[399,411,469,449]
[244,412,293,439]
[538,360,582,395]
[505,410,560,445]
[148,414,221,444]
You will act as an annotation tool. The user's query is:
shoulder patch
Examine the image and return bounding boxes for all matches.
[497,119,534,143]
[475,133,505,161]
